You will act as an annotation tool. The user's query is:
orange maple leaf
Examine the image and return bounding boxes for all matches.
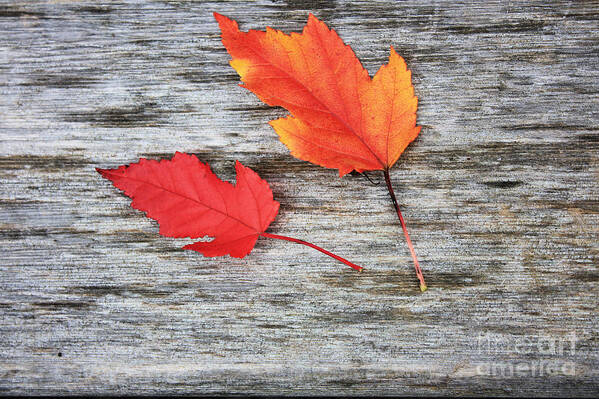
[216,13,427,292]
[215,12,420,177]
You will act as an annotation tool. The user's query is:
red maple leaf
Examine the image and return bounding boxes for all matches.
[97,152,363,270]
[215,13,427,290]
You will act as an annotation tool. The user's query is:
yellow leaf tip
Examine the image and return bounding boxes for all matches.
[230,59,251,78]
[420,283,427,292]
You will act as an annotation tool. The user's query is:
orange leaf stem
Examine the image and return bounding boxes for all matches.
[383,169,427,291]
[260,232,364,272]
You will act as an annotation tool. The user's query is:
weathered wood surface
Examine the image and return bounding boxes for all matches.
[1,0,598,395]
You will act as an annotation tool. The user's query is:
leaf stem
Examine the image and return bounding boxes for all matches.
[383,169,427,292]
[260,232,364,272]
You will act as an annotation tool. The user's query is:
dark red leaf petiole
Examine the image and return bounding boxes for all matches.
[383,169,427,292]
[260,232,364,272]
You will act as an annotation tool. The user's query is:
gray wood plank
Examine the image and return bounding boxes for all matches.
[1,0,597,395]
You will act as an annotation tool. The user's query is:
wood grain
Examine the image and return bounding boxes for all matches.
[1,0,598,395]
